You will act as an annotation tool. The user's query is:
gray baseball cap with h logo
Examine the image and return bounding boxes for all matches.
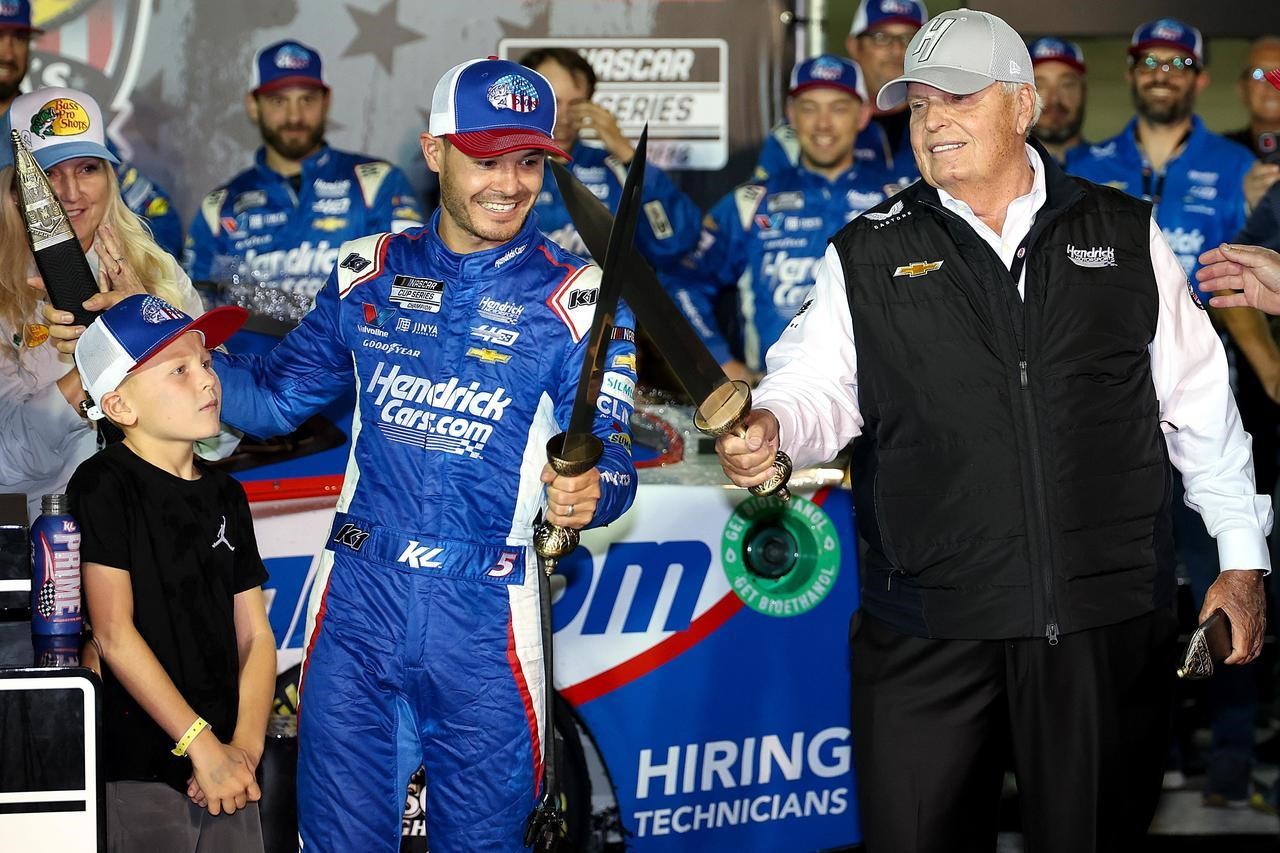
[876,8,1033,110]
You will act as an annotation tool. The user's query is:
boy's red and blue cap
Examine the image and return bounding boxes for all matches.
[1129,18,1204,65]
[849,0,927,37]
[0,0,42,34]
[252,39,328,95]
[788,55,869,102]
[74,294,248,421]
[1029,37,1087,76]
[428,57,569,159]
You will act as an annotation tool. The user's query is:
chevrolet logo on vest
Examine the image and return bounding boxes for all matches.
[893,261,944,278]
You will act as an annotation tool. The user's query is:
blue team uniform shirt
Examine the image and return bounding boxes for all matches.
[184,144,424,300]
[665,163,894,370]
[534,141,702,271]
[1067,116,1256,291]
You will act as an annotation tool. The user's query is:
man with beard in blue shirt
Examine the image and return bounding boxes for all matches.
[185,40,424,315]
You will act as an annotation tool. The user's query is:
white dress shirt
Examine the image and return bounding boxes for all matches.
[753,145,1273,573]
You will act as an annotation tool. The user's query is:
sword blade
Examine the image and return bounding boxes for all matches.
[549,159,728,405]
[565,126,649,439]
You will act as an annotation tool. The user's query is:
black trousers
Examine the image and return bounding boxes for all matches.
[849,608,1179,853]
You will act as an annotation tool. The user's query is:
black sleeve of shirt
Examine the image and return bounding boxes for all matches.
[67,452,133,571]
[230,482,269,593]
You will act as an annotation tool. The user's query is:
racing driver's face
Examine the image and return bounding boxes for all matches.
[422,134,545,254]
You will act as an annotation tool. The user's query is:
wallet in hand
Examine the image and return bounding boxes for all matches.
[1176,608,1233,680]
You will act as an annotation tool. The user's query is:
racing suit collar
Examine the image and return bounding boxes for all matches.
[425,207,544,280]
[254,142,333,182]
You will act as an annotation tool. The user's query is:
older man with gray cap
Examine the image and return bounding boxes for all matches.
[715,8,1271,850]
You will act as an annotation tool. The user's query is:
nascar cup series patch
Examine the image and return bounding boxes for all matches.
[721,494,840,617]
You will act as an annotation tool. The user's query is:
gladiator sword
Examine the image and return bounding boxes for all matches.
[548,159,792,499]
[532,127,649,573]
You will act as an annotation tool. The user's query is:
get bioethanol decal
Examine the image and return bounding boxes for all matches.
[722,494,840,617]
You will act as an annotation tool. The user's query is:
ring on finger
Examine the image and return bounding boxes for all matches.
[565,504,575,515]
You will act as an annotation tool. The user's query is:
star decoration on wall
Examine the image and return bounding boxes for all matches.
[343,0,425,74]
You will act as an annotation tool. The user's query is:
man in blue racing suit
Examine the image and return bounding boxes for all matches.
[667,56,891,380]
[213,58,638,851]
[754,0,925,191]
[519,46,702,271]
[185,40,423,312]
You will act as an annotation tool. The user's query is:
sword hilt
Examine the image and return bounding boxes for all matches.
[694,379,793,501]
[534,432,604,574]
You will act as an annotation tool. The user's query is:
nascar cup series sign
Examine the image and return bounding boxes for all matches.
[499,38,729,170]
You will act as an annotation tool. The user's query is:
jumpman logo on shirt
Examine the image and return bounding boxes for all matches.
[212,516,236,552]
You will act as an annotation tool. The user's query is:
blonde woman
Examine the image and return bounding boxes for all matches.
[0,87,205,520]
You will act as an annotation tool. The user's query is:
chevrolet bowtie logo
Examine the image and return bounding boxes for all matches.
[893,260,944,278]
[466,346,512,364]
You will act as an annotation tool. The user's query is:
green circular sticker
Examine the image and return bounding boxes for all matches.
[722,494,840,617]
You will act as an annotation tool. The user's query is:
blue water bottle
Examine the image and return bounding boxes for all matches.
[31,494,82,636]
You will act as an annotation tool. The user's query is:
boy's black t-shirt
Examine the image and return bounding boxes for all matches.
[67,442,268,792]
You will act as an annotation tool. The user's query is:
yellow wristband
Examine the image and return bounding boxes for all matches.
[171,717,209,757]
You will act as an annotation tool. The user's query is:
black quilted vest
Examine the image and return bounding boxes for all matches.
[833,145,1175,640]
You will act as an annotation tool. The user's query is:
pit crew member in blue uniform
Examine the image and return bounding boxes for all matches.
[518,46,702,271]
[184,40,424,308]
[1067,19,1257,283]
[1029,37,1089,165]
[212,58,638,851]
[754,0,925,190]
[667,56,888,381]
[1068,18,1264,808]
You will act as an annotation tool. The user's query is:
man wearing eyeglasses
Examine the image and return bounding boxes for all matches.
[1071,18,1267,811]
[1070,19,1256,282]
[754,0,925,192]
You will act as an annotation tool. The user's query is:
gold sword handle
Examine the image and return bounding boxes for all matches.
[696,379,792,501]
[534,433,604,574]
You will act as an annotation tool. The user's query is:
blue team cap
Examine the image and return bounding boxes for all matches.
[74,295,247,421]
[0,0,41,34]
[428,57,569,160]
[788,55,870,102]
[849,0,927,37]
[1129,18,1204,65]
[252,40,328,95]
[1029,37,1087,76]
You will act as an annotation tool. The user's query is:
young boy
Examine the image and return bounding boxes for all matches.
[66,294,275,852]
